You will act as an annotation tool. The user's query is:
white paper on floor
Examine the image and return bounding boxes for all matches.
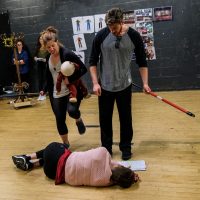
[117,160,146,171]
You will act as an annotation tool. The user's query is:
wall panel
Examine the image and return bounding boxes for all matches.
[0,0,199,91]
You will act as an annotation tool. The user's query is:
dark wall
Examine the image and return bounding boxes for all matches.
[0,0,199,92]
[0,11,13,87]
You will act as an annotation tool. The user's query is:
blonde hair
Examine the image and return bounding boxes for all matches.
[41,26,63,47]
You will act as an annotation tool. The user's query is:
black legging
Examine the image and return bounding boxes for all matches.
[36,142,69,179]
[37,61,46,92]
[49,93,82,135]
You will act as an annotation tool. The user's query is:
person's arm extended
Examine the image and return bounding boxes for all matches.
[89,66,101,96]
[139,67,151,93]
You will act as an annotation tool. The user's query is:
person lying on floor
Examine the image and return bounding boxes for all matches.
[12,142,140,188]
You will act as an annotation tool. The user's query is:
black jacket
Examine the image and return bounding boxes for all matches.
[44,46,87,97]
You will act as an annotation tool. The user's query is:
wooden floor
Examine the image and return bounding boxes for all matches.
[0,90,200,200]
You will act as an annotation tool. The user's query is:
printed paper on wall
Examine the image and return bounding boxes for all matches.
[72,17,84,34]
[94,14,106,32]
[82,16,95,33]
[73,33,87,51]
[135,8,153,22]
[123,10,136,28]
[153,6,173,21]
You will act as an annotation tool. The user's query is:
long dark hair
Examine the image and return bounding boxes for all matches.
[34,35,42,56]
[111,166,136,188]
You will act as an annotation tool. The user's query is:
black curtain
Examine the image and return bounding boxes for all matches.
[0,11,13,88]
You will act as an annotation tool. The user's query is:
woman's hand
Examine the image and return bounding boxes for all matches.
[19,60,24,65]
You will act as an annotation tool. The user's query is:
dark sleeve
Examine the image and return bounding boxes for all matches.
[22,50,29,65]
[127,28,147,67]
[89,34,101,66]
[43,54,53,96]
[89,27,110,66]
[61,49,87,83]
[11,52,15,65]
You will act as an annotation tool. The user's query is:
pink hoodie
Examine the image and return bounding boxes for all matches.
[64,147,116,186]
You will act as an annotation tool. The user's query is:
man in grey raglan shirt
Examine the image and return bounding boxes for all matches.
[89,7,151,160]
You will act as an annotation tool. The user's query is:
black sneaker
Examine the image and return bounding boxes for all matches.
[76,118,86,134]
[121,151,132,160]
[12,155,32,171]
[63,143,70,149]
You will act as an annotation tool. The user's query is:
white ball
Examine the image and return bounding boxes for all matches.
[61,61,75,76]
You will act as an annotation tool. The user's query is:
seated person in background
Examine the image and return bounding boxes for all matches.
[56,61,91,103]
[12,142,140,188]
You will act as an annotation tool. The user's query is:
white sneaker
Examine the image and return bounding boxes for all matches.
[40,95,46,101]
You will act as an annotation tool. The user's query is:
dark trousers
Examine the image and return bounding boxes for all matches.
[98,84,133,153]
[49,94,81,135]
[37,61,46,91]
[36,142,69,179]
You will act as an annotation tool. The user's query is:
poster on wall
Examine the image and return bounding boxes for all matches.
[73,33,87,51]
[145,45,156,60]
[135,8,153,22]
[72,17,84,34]
[153,6,173,21]
[82,16,95,33]
[135,21,153,36]
[123,10,136,28]
[134,8,156,60]
[94,14,106,32]
[70,6,164,60]
[72,16,95,34]
[142,34,155,59]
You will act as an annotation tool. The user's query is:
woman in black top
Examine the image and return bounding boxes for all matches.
[41,26,87,145]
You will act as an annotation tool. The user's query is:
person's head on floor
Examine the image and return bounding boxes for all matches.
[111,165,139,188]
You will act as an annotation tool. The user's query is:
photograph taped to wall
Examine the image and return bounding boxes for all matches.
[145,46,156,60]
[153,6,173,21]
[135,8,153,22]
[135,21,153,36]
[94,14,106,32]
[123,10,136,29]
[142,34,154,47]
[135,22,156,60]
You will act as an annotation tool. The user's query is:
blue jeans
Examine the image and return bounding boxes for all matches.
[98,84,133,154]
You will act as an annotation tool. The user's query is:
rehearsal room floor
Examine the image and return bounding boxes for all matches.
[0,90,200,200]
